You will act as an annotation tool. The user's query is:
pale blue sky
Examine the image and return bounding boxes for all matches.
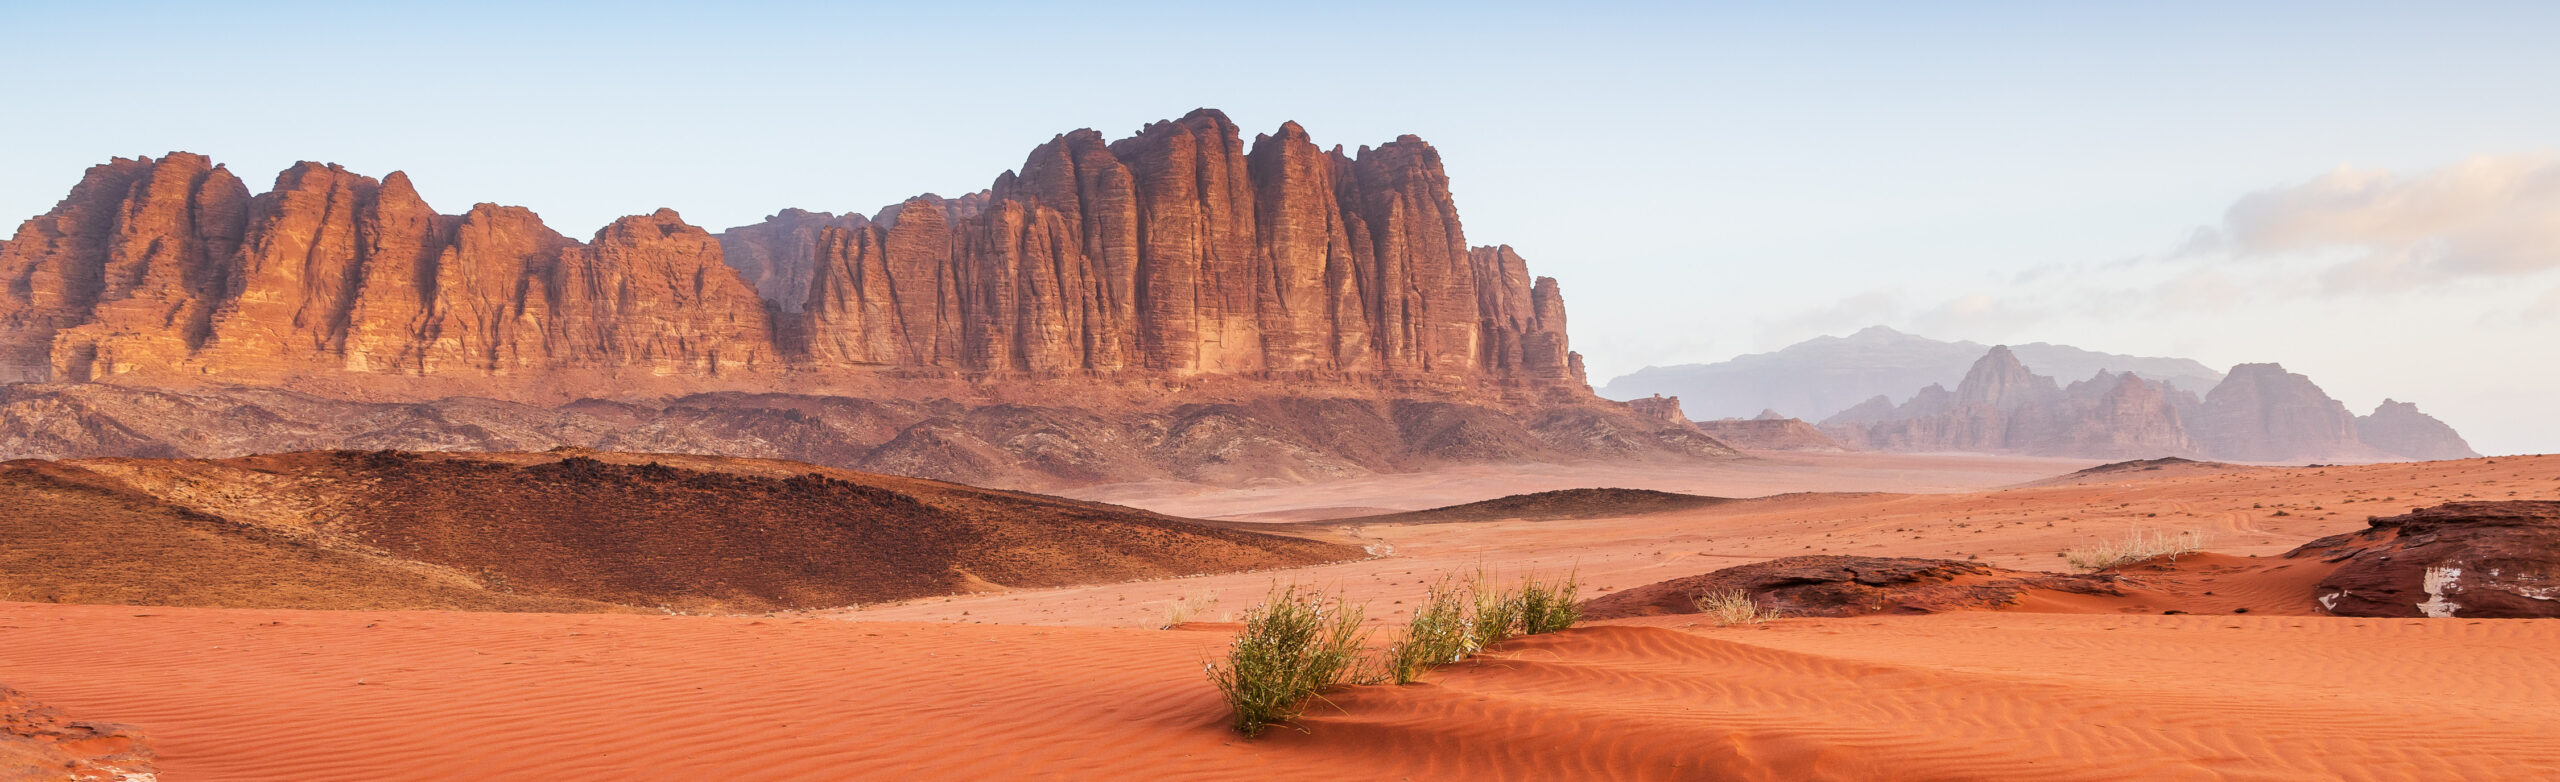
[4,1,2555,453]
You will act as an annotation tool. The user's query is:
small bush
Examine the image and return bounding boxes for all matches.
[1205,585,1372,736]
[1160,589,1219,629]
[1695,589,1771,625]
[1466,572,1526,652]
[1385,576,1474,684]
[2064,529,2207,572]
[1518,571,1581,635]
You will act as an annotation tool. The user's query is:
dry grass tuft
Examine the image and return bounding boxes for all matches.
[1695,589,1774,625]
[1160,589,1219,629]
[2065,529,2208,572]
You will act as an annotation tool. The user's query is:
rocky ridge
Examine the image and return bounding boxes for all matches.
[0,111,1581,399]
[1817,346,2467,464]
[0,111,1722,486]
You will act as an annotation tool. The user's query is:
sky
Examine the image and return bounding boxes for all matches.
[3,1,2555,454]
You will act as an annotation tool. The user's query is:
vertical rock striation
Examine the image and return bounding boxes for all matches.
[0,110,1589,402]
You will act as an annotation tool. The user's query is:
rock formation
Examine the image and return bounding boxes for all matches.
[2285,501,2560,618]
[0,111,1705,487]
[0,683,156,781]
[1822,347,2192,459]
[1820,348,2461,464]
[1692,415,1850,452]
[0,109,1584,399]
[1579,555,2120,619]
[2355,399,2479,461]
[2188,363,2383,463]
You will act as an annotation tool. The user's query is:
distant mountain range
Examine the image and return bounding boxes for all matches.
[1815,345,2474,463]
[1601,326,2226,422]
[1605,327,2477,464]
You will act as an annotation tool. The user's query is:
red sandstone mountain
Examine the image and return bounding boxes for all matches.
[0,111,1578,396]
[0,111,1727,486]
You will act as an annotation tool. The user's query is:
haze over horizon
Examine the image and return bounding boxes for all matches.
[3,1,2553,454]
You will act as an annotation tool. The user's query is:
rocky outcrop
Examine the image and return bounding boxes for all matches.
[1579,555,2119,619]
[2189,363,2382,463]
[0,383,1732,492]
[2355,399,2479,461]
[1693,416,1850,451]
[0,110,1587,401]
[1,683,155,781]
[2286,501,2560,618]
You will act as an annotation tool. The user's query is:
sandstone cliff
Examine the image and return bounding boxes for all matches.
[0,110,1583,401]
[0,114,1729,487]
[2354,399,2479,461]
[2189,363,2385,463]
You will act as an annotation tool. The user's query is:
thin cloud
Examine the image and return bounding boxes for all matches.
[2207,153,2560,291]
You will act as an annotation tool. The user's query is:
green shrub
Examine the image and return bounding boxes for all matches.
[1385,576,1474,684]
[1518,570,1581,635]
[1204,584,1372,736]
[1465,571,1525,652]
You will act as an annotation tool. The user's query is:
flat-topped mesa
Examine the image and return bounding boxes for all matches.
[0,109,1589,403]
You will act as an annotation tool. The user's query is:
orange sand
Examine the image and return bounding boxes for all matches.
[5,604,2554,779]
[6,453,2558,778]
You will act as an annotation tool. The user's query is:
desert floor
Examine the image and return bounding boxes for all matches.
[6,451,2559,779]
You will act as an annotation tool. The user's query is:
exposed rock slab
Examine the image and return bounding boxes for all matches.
[0,683,154,782]
[2285,501,2560,618]
[1580,555,2121,619]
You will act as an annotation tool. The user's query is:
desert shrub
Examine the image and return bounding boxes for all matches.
[1695,589,1772,625]
[1385,576,1474,684]
[1205,585,1372,736]
[2064,529,2207,572]
[1465,571,1526,652]
[1160,589,1219,629]
[1517,571,1581,635]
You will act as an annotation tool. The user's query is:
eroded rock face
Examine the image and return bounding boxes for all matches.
[1821,347,2189,458]
[1579,555,2119,619]
[2354,399,2479,461]
[0,683,155,782]
[2190,363,2380,463]
[0,110,1589,400]
[2286,501,2560,619]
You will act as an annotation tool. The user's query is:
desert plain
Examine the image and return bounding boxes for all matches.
[6,449,2556,780]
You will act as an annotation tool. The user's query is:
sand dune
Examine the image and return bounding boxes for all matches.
[0,450,1356,613]
[6,454,2557,778]
[5,602,2554,780]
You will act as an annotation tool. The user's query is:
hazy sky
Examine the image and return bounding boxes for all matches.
[4,2,2555,454]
